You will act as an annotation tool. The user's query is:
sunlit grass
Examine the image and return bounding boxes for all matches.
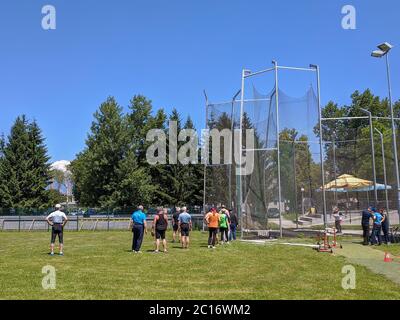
[0,231,399,300]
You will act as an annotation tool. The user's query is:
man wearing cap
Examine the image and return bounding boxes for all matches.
[178,206,192,249]
[129,205,148,253]
[46,204,68,256]
[361,207,373,245]
[370,207,385,246]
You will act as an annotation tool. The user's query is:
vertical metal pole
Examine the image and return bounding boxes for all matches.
[273,61,283,238]
[230,90,241,210]
[362,109,378,205]
[314,65,327,229]
[293,136,298,228]
[239,70,245,239]
[332,135,338,205]
[375,128,390,228]
[203,91,209,232]
[386,53,400,221]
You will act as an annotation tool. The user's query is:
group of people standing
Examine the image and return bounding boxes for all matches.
[204,206,239,249]
[130,205,193,253]
[361,206,390,246]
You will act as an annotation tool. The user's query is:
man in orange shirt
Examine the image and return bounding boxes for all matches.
[204,208,220,249]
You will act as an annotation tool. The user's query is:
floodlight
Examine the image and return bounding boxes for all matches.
[377,42,393,53]
[243,69,252,76]
[371,50,385,58]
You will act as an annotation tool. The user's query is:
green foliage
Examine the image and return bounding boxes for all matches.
[0,116,51,208]
[46,189,67,204]
[316,89,400,185]
[71,96,204,208]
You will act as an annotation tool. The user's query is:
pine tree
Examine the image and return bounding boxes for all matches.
[71,97,128,206]
[0,116,51,209]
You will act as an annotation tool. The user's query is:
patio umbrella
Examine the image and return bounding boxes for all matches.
[321,174,373,191]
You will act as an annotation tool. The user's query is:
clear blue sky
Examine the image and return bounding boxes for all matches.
[0,0,399,161]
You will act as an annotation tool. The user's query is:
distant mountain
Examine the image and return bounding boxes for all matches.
[50,160,71,173]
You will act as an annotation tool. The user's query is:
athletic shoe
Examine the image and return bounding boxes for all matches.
[154,250,160,254]
[50,252,54,256]
[208,245,212,249]
[59,252,64,256]
[212,246,216,249]
[164,249,168,253]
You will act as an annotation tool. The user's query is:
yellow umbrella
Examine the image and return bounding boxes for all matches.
[322,174,373,190]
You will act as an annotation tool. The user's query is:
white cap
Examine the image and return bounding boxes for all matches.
[55,204,62,209]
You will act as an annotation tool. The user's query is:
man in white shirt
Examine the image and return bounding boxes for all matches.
[46,204,68,256]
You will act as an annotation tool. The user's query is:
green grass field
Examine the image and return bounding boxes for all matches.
[1,231,400,300]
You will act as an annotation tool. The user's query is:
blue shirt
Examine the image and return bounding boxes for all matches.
[178,212,191,224]
[131,210,146,225]
[373,212,383,225]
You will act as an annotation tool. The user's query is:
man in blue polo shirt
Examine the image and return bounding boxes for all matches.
[129,205,147,253]
[370,207,385,246]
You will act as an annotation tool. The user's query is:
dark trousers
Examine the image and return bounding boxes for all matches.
[220,227,229,242]
[229,224,237,241]
[208,227,217,246]
[335,221,342,233]
[382,225,390,244]
[132,224,144,251]
[371,224,382,245]
[362,225,370,245]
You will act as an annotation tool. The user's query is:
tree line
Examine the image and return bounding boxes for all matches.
[0,89,398,211]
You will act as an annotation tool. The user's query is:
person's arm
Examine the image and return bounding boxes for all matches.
[152,216,158,232]
[204,213,209,225]
[165,214,169,229]
[129,218,133,230]
[189,218,192,231]
[46,213,54,226]
[62,213,68,227]
[143,219,148,234]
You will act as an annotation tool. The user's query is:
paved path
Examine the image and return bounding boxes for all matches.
[334,242,400,285]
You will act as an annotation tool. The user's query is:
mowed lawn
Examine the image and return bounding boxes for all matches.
[1,231,400,300]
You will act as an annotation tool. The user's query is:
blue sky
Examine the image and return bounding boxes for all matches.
[0,0,399,161]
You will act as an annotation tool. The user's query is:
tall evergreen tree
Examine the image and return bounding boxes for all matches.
[0,116,50,208]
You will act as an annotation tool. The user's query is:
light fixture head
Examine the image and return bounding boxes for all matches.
[243,69,252,76]
[371,50,385,58]
[377,42,393,52]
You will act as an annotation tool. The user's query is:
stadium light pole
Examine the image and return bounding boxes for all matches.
[360,108,378,206]
[375,128,390,229]
[371,42,400,221]
[310,64,327,229]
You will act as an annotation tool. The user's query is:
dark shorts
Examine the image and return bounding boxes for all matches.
[156,229,166,240]
[181,223,190,237]
[51,224,63,244]
[173,223,179,232]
